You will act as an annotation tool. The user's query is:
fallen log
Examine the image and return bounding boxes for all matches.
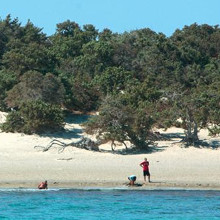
[34,137,100,153]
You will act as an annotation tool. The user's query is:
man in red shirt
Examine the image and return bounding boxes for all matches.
[140,158,151,183]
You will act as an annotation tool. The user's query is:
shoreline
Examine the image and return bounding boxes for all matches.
[0,181,220,191]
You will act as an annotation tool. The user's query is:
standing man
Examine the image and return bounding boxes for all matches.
[140,158,151,183]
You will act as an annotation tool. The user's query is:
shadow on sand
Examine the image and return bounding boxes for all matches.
[38,113,220,153]
[158,131,220,149]
[184,139,220,149]
[161,132,185,139]
[65,113,91,124]
[99,144,169,155]
[39,113,91,139]
[208,140,220,149]
[40,129,83,139]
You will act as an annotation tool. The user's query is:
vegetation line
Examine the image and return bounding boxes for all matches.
[0,15,220,149]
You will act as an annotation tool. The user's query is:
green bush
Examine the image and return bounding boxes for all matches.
[1,111,24,133]
[1,100,64,134]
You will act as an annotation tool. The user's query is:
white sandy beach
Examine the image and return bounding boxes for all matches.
[0,112,220,189]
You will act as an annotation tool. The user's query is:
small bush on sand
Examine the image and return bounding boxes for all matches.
[1,100,64,134]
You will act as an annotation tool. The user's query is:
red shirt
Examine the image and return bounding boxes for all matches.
[140,161,149,171]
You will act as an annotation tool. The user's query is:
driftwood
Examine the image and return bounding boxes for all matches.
[57,158,73,161]
[34,137,100,153]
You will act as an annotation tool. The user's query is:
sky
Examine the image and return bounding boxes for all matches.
[1,0,220,36]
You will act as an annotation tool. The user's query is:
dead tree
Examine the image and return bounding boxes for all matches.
[34,137,100,153]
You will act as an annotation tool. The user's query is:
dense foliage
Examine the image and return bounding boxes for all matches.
[2,100,64,134]
[0,15,220,147]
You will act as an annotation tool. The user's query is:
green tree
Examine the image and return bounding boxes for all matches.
[162,60,220,145]
[5,71,65,108]
[73,40,113,77]
[85,81,161,150]
[92,67,134,95]
[49,21,98,63]
[1,20,55,74]
[69,75,100,112]
[0,69,17,110]
[2,100,64,134]
[0,15,22,62]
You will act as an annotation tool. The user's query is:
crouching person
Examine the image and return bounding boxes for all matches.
[38,180,48,189]
[128,175,137,186]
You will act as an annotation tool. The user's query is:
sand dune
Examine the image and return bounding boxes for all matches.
[0,112,220,189]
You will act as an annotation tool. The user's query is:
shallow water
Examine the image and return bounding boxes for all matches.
[0,189,219,219]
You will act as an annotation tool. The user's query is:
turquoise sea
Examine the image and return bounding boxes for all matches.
[0,188,219,219]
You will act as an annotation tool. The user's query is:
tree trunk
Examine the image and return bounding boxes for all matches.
[185,120,199,146]
[128,133,149,149]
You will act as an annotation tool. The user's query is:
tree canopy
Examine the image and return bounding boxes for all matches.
[0,15,220,148]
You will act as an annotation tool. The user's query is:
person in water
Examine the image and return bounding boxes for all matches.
[140,158,151,183]
[128,175,137,186]
[38,180,48,189]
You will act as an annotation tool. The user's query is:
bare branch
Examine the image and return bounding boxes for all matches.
[34,137,100,153]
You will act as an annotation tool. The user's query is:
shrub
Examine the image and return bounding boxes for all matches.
[1,100,64,134]
[1,111,24,133]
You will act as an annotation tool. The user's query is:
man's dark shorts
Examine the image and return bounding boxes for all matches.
[143,170,150,176]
